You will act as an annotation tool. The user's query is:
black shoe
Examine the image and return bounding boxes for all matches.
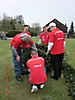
[16,76,23,82]
[21,72,26,75]
[50,76,58,80]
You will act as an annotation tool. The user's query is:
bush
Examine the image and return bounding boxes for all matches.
[23,44,52,72]
[6,30,22,37]
[63,53,75,100]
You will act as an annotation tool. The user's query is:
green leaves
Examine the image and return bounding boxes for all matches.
[63,53,75,99]
[23,44,52,72]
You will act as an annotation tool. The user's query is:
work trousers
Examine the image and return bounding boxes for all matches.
[50,53,64,79]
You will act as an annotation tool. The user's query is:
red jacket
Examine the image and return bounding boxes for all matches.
[40,32,50,45]
[26,55,47,84]
[10,33,34,49]
[49,28,65,54]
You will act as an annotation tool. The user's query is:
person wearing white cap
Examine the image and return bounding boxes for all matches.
[46,22,66,80]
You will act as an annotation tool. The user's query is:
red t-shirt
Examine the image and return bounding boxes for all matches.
[10,33,34,49]
[40,32,50,45]
[22,31,30,36]
[49,28,65,54]
[26,55,47,84]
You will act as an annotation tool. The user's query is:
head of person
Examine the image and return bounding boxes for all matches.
[24,35,32,43]
[49,22,56,31]
[43,26,48,33]
[30,49,38,57]
[23,25,29,32]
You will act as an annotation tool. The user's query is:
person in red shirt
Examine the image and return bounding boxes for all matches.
[10,33,37,82]
[26,49,47,92]
[20,25,37,73]
[38,26,50,45]
[47,22,66,80]
[21,25,32,48]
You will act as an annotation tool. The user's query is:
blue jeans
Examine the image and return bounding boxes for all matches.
[12,50,25,76]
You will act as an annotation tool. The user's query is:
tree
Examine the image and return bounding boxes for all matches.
[70,21,74,34]
[0,14,25,32]
[68,21,74,38]
[15,15,24,25]
[29,23,41,36]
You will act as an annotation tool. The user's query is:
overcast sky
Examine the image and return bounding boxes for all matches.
[0,0,75,29]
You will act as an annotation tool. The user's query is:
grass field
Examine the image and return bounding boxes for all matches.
[0,38,74,100]
[65,39,75,68]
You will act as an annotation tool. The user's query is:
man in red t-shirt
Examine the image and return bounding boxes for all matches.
[26,50,47,92]
[21,25,31,48]
[38,26,50,45]
[20,25,37,73]
[10,34,37,82]
[47,22,66,80]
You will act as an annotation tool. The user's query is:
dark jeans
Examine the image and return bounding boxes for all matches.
[50,53,64,79]
[12,50,25,76]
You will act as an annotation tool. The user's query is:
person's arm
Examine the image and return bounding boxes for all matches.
[46,42,54,55]
[46,32,54,54]
[48,42,54,51]
[64,41,66,48]
[31,44,37,51]
[12,46,20,62]
[38,39,42,44]
[12,46,18,56]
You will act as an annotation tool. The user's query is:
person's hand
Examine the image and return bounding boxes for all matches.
[46,51,49,56]
[16,55,20,62]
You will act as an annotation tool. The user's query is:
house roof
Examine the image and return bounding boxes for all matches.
[45,18,68,33]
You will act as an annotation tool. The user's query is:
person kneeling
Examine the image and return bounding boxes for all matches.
[26,49,47,93]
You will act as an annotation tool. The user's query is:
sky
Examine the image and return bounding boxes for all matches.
[0,0,75,30]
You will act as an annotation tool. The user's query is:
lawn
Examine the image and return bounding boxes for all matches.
[0,38,74,100]
[65,39,75,68]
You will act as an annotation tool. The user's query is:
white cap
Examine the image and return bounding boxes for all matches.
[49,22,56,27]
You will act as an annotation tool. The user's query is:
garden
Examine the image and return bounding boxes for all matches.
[0,38,75,100]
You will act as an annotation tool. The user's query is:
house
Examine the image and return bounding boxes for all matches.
[45,18,68,33]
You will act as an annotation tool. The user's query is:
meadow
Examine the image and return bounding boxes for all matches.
[0,38,74,100]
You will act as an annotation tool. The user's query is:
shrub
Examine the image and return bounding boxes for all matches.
[6,30,22,37]
[23,44,52,72]
[63,53,75,100]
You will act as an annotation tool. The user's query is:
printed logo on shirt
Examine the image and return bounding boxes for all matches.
[34,64,41,68]
[58,38,63,40]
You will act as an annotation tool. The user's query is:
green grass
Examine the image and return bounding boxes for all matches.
[65,39,75,68]
[0,38,74,100]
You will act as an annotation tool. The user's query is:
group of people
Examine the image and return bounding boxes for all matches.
[10,22,65,93]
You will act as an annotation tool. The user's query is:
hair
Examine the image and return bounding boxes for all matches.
[43,25,47,29]
[31,49,38,56]
[24,36,32,43]
[24,25,29,27]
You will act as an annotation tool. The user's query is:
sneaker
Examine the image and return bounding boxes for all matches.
[31,85,38,93]
[16,76,23,82]
[40,84,44,89]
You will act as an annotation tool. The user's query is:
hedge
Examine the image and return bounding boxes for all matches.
[6,30,22,37]
[23,44,52,72]
[63,53,75,100]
